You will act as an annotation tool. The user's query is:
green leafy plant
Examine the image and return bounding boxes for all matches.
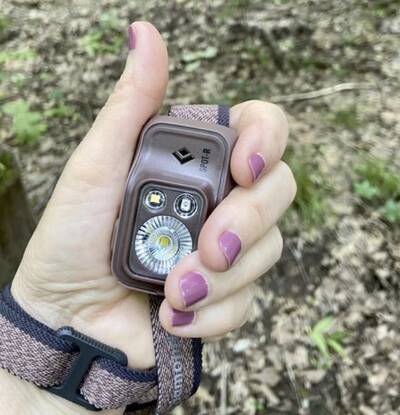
[353,156,400,224]
[309,316,347,366]
[354,179,380,200]
[45,88,75,119]
[329,105,359,130]
[183,46,218,72]
[0,48,36,99]
[251,399,265,412]
[0,49,37,65]
[79,11,123,56]
[45,104,74,119]
[355,158,400,200]
[0,151,18,194]
[2,100,47,144]
[380,199,400,224]
[283,146,330,228]
[0,13,11,34]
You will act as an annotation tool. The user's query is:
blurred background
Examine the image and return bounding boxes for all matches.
[0,0,399,414]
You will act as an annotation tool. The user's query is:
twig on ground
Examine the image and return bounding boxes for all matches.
[270,82,377,103]
[219,361,229,415]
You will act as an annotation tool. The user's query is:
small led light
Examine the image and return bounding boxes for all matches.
[135,215,193,275]
[174,193,198,218]
[144,189,166,211]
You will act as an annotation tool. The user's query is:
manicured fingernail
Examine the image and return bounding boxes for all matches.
[218,230,241,267]
[128,25,136,50]
[180,272,208,307]
[172,309,195,326]
[249,153,266,182]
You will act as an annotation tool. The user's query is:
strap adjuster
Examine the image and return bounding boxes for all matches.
[47,326,128,411]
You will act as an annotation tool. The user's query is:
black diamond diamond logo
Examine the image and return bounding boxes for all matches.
[173,147,195,164]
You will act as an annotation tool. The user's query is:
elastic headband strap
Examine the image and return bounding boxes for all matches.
[146,104,229,414]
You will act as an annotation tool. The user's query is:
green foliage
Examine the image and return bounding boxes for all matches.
[0,48,36,100]
[2,100,47,144]
[45,104,74,118]
[353,156,400,224]
[355,158,400,200]
[0,49,37,65]
[380,199,400,224]
[354,180,380,200]
[251,398,265,412]
[309,316,347,366]
[48,88,65,101]
[284,147,329,228]
[183,47,218,72]
[330,106,359,130]
[367,0,398,19]
[0,13,11,34]
[79,11,123,56]
[46,88,75,119]
[0,151,18,194]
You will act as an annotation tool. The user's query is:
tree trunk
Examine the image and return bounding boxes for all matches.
[0,148,35,288]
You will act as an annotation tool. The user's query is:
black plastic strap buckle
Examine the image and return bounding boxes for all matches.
[47,326,128,411]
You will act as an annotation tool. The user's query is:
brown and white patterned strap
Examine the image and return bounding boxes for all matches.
[0,105,228,414]
[169,104,230,127]
[0,285,158,411]
[0,289,201,414]
[147,104,229,414]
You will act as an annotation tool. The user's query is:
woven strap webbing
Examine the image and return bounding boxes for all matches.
[169,104,230,127]
[148,104,229,414]
[0,286,158,410]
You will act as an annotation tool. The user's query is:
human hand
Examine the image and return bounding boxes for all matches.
[11,21,296,379]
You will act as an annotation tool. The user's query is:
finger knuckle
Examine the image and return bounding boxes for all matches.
[110,75,161,109]
[272,226,284,262]
[242,99,265,111]
[273,104,289,130]
[279,161,297,202]
[248,198,270,232]
[111,75,136,103]
[239,285,255,328]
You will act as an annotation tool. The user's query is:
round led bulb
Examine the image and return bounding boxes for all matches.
[134,215,193,275]
[144,189,166,211]
[174,193,198,218]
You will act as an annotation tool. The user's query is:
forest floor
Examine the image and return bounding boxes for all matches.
[1,1,400,414]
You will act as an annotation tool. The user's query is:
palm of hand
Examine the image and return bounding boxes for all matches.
[13,148,155,369]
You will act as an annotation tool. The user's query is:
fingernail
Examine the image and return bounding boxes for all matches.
[172,309,195,327]
[128,25,136,50]
[218,230,241,267]
[249,153,266,182]
[180,272,208,307]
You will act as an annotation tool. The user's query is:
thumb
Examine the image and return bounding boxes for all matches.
[59,21,169,193]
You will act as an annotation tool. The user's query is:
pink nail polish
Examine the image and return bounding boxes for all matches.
[180,272,208,307]
[128,26,136,50]
[218,230,241,267]
[249,153,266,182]
[172,309,195,327]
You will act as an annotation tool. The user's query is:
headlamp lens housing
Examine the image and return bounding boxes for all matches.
[134,215,193,275]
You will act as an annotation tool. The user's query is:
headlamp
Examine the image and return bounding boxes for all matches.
[111,113,236,295]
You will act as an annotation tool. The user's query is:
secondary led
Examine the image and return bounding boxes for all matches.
[174,193,198,218]
[144,189,166,210]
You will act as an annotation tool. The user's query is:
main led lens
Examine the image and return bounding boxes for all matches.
[134,215,193,275]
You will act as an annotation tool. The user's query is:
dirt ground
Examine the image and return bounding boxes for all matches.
[1,1,399,414]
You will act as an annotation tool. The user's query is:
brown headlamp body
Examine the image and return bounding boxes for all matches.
[111,115,237,295]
